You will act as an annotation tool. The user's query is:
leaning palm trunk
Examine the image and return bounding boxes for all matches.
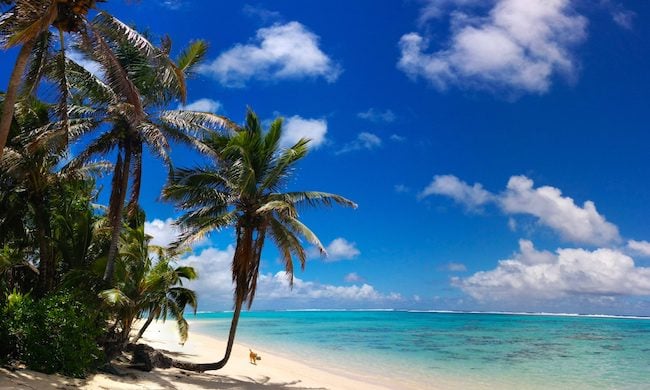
[171,225,261,372]
[0,39,35,159]
[171,297,244,372]
[131,309,157,344]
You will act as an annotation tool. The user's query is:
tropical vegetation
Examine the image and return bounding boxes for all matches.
[0,0,354,378]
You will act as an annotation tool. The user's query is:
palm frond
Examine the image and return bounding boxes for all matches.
[271,191,358,209]
[20,30,51,97]
[176,39,208,74]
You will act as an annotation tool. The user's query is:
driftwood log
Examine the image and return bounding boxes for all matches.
[125,343,216,372]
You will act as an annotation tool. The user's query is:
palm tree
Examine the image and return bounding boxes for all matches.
[0,97,107,294]
[131,247,198,344]
[99,223,197,352]
[162,109,357,371]
[0,0,102,159]
[63,30,232,285]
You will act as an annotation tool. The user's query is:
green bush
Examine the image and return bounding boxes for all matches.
[2,290,105,377]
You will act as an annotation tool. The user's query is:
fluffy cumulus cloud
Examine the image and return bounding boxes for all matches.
[280,116,328,149]
[178,246,398,309]
[178,98,222,113]
[144,218,180,248]
[199,22,341,87]
[455,240,650,301]
[337,132,382,154]
[419,174,493,209]
[627,240,650,257]
[357,108,396,123]
[344,272,363,282]
[398,0,588,94]
[256,272,402,304]
[500,176,620,246]
[423,174,620,246]
[318,238,360,262]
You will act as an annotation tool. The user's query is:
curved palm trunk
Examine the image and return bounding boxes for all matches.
[171,297,244,372]
[131,311,156,344]
[170,226,257,372]
[103,145,131,284]
[0,39,35,159]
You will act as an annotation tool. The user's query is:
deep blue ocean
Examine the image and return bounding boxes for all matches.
[189,311,650,389]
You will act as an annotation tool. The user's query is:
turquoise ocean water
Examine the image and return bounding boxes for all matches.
[189,311,650,389]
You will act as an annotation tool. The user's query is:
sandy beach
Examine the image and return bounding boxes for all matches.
[0,320,415,390]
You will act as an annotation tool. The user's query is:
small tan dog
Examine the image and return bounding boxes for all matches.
[249,349,259,365]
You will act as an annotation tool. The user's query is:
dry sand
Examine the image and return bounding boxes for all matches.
[0,320,420,390]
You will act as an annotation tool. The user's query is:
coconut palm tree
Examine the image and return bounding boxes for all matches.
[0,97,108,294]
[63,31,232,285]
[131,247,198,344]
[99,223,197,352]
[0,0,103,159]
[162,109,357,371]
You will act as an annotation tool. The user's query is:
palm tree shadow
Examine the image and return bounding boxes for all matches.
[130,368,329,389]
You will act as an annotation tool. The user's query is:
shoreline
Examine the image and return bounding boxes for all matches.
[0,320,424,390]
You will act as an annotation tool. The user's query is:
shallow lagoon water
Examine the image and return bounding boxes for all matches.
[190,311,650,389]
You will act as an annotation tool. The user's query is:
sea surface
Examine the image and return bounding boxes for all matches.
[189,311,650,389]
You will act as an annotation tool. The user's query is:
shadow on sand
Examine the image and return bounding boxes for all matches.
[0,367,328,390]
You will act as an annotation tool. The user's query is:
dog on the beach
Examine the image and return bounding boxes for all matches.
[249,349,259,365]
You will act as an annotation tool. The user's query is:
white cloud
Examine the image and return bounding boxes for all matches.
[180,246,398,309]
[398,0,588,94]
[321,238,360,262]
[628,240,650,257]
[178,98,221,113]
[417,0,484,24]
[357,108,396,123]
[159,0,184,10]
[455,240,650,301]
[337,132,382,154]
[344,272,363,282]
[257,271,402,303]
[280,115,327,149]
[390,134,406,142]
[419,174,493,209]
[67,49,103,78]
[144,218,180,248]
[611,9,635,29]
[199,22,341,87]
[425,174,620,246]
[242,4,281,23]
[445,262,468,272]
[394,184,410,193]
[500,176,620,246]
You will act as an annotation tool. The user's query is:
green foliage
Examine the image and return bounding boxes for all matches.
[1,290,105,377]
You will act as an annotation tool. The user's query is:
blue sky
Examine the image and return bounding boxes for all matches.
[3,0,650,314]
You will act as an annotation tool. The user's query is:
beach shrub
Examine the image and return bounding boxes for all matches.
[3,290,105,377]
[0,290,32,362]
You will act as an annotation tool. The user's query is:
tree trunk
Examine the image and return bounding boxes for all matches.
[103,145,131,284]
[0,39,35,159]
[131,314,155,344]
[171,296,244,372]
[33,197,54,295]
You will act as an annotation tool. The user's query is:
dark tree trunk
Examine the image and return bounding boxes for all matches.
[171,297,244,372]
[33,197,54,295]
[0,39,35,159]
[103,145,131,284]
[131,314,155,344]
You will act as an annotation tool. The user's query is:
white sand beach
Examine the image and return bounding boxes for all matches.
[0,320,428,390]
